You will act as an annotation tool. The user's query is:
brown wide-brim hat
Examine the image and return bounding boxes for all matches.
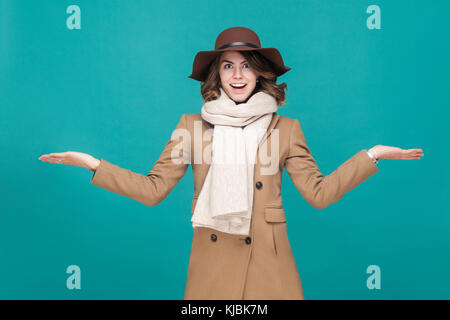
[188,26,291,82]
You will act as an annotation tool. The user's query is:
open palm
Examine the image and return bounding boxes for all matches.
[38,151,100,171]
[370,145,424,160]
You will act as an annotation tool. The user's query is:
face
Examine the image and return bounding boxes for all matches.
[218,51,258,103]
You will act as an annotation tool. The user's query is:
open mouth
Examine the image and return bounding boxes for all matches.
[230,84,247,89]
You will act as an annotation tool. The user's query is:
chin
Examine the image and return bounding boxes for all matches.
[231,95,249,102]
[225,89,253,103]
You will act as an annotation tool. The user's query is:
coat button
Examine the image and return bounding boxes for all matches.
[255,181,263,189]
[245,236,252,245]
[210,234,217,242]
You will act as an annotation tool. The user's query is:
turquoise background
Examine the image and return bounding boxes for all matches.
[1,0,448,299]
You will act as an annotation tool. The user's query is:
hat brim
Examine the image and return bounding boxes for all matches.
[188,47,291,82]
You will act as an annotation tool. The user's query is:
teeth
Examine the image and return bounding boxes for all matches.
[231,84,246,88]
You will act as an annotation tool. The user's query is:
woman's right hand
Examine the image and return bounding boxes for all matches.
[38,151,101,172]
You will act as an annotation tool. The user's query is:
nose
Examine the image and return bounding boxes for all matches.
[233,66,243,79]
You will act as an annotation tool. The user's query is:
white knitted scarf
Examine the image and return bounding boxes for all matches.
[191,87,278,235]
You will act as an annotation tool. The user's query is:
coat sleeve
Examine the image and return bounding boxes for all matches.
[284,119,379,209]
[90,114,190,206]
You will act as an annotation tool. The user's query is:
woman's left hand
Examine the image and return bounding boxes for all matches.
[368,145,424,161]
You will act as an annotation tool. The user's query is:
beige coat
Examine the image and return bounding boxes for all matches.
[91,113,379,299]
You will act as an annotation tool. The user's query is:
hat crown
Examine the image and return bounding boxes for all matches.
[188,26,291,81]
[214,27,261,50]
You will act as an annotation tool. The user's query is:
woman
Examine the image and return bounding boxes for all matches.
[38,27,424,299]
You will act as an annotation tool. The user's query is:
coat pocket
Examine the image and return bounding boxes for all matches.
[264,207,286,256]
[264,207,286,223]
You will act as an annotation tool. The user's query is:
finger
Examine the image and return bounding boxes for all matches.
[46,154,67,159]
[408,150,422,156]
[42,155,65,161]
[47,158,66,164]
[402,150,413,158]
[45,157,63,162]
[408,153,421,158]
[40,154,60,160]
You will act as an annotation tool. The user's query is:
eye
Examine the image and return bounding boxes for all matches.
[243,63,249,68]
[224,64,232,69]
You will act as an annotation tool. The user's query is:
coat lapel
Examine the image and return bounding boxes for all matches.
[258,113,280,148]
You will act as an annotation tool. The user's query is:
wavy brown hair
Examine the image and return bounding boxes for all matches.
[200,50,288,106]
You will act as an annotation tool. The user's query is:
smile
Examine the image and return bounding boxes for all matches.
[230,84,247,88]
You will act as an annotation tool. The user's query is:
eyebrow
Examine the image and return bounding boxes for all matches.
[221,59,248,64]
